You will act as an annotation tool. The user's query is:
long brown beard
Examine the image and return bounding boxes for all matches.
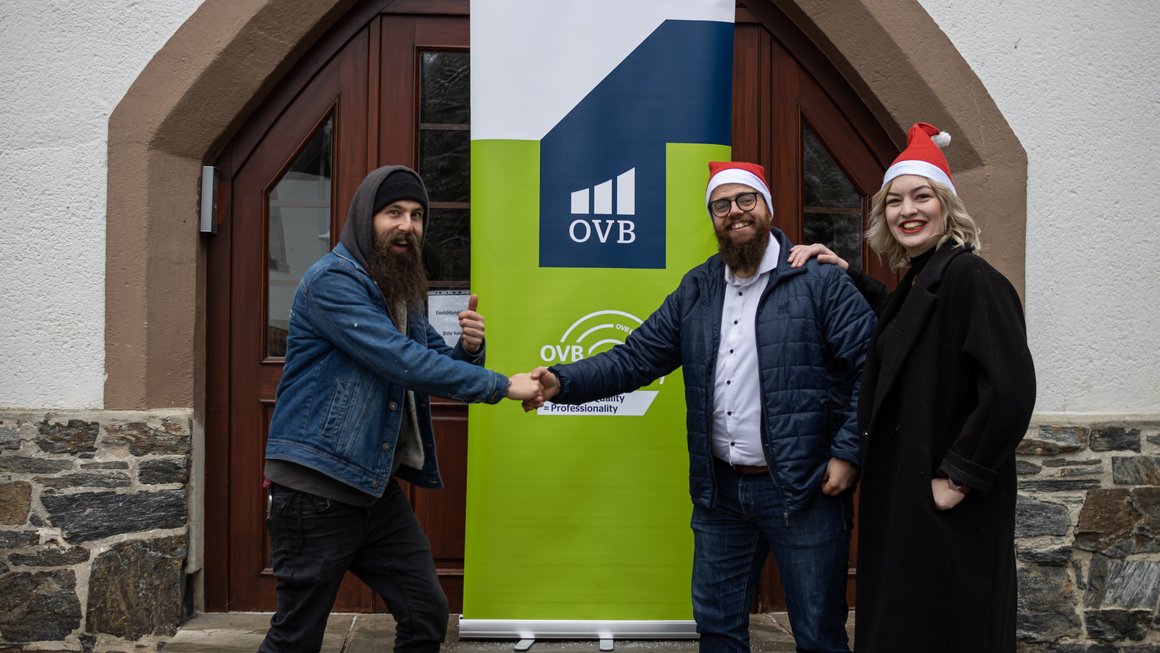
[366,231,428,325]
[716,227,770,272]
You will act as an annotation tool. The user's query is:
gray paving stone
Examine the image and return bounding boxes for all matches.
[161,611,843,652]
[163,613,352,652]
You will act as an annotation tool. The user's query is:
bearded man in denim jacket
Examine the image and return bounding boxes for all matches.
[259,166,541,653]
[529,162,875,653]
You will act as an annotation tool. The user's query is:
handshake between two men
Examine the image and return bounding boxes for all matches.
[503,367,560,410]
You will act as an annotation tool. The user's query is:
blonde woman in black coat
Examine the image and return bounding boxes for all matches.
[788,122,1036,652]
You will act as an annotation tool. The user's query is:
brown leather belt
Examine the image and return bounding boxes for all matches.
[731,464,769,475]
[714,456,769,475]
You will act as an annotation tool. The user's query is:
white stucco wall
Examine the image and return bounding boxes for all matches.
[0,0,1157,414]
[0,0,202,408]
[917,0,1160,414]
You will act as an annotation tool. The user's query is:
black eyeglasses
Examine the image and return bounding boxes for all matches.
[709,192,760,218]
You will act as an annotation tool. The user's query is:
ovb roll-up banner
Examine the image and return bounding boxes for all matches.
[464,0,734,641]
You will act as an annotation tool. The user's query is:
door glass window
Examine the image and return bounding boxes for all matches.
[266,116,334,357]
[801,123,863,272]
[418,51,470,286]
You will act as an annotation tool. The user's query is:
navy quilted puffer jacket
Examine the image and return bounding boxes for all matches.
[551,229,876,515]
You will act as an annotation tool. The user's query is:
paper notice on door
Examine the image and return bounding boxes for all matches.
[428,290,470,347]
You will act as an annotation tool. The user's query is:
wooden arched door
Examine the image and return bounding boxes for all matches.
[205,2,472,612]
[205,0,897,613]
[734,1,898,609]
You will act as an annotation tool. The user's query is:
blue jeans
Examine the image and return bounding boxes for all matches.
[692,459,852,653]
[258,480,448,653]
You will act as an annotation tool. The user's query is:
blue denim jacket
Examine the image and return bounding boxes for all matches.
[265,242,509,496]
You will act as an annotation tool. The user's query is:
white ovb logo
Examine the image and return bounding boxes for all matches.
[567,167,637,245]
[537,309,665,417]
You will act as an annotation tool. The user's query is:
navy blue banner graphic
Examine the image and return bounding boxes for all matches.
[539,20,733,269]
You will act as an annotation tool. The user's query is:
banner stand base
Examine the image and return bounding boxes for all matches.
[457,618,699,644]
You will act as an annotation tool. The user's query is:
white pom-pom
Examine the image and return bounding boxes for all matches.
[931,131,952,148]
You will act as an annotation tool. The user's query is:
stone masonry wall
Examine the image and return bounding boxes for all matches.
[0,410,192,652]
[1016,417,1160,652]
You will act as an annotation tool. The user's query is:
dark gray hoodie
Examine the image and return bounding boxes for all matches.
[338,165,429,270]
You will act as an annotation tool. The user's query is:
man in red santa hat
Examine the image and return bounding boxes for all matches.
[528,161,875,653]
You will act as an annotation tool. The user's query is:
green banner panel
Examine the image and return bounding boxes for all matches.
[465,141,730,620]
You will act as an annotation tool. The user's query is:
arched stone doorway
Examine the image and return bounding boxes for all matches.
[104,0,1026,611]
[105,0,1026,411]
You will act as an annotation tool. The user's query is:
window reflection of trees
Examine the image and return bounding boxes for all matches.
[802,124,863,273]
[419,52,471,287]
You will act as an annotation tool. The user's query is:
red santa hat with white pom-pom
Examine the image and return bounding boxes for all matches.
[705,161,774,218]
[882,122,956,195]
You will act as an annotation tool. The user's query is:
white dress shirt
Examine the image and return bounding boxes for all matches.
[711,235,781,466]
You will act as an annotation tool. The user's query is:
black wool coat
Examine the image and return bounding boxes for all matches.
[849,243,1035,653]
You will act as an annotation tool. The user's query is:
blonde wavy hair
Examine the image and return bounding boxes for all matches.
[866,177,982,269]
